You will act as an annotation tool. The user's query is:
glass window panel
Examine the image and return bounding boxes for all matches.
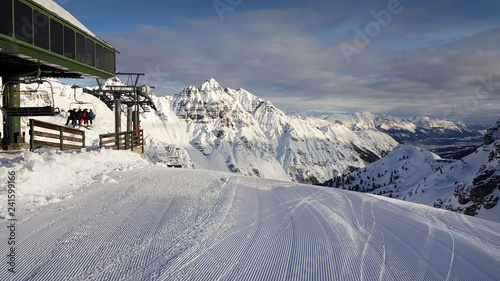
[85,38,94,66]
[63,26,75,59]
[95,43,104,69]
[0,0,13,36]
[14,0,33,44]
[50,19,63,55]
[102,48,110,73]
[33,10,49,50]
[75,33,85,63]
[110,51,116,74]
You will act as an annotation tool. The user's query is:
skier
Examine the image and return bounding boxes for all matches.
[65,109,75,126]
[88,109,95,126]
[76,108,83,126]
[82,109,89,125]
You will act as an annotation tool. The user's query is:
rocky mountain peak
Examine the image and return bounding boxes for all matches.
[199,78,224,94]
[484,119,500,145]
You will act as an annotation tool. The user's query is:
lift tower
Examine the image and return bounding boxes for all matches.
[85,73,157,134]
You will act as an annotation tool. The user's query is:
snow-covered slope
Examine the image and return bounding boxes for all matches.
[16,78,398,184]
[329,145,447,199]
[0,150,499,280]
[335,120,500,222]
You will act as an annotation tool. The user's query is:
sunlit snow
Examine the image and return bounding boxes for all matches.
[0,150,499,280]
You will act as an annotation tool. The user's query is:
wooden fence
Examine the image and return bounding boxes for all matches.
[99,130,144,154]
[29,119,85,151]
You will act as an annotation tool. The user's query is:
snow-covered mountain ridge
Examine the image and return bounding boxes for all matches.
[335,120,500,222]
[161,78,398,184]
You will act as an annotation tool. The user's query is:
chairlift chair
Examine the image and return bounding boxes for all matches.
[69,84,97,117]
[1,79,60,117]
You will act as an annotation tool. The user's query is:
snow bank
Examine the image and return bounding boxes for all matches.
[0,148,152,216]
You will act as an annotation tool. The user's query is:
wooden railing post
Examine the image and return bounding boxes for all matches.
[130,132,133,151]
[29,119,34,151]
[82,131,85,148]
[131,132,135,151]
[141,130,144,154]
[59,127,64,151]
[125,131,128,150]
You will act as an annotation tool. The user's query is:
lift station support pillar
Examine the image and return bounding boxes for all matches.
[127,106,133,132]
[133,110,139,131]
[114,95,121,134]
[2,76,28,150]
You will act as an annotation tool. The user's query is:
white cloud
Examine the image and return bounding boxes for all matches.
[101,2,500,124]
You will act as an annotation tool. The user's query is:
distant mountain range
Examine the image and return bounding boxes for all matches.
[320,112,479,142]
[307,111,483,159]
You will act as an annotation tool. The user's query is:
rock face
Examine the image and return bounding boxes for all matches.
[445,120,500,216]
[483,120,500,145]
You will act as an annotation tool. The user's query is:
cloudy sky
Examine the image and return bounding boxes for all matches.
[58,0,500,125]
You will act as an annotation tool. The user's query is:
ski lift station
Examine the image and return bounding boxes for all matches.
[0,0,118,150]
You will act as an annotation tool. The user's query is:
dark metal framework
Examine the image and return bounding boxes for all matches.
[83,73,157,133]
[85,73,157,113]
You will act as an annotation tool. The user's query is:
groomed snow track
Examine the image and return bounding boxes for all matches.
[1,168,500,280]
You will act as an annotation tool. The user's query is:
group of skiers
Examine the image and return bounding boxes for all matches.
[65,108,95,127]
